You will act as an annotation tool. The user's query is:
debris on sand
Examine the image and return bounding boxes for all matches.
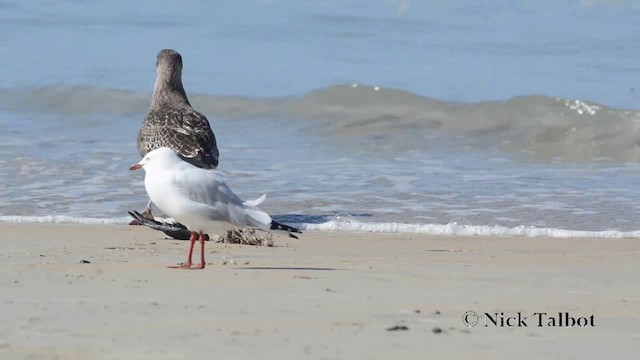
[214,229,274,247]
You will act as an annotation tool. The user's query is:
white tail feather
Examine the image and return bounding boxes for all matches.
[243,194,267,207]
[245,207,272,230]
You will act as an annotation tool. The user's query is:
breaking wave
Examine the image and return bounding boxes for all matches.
[2,84,640,162]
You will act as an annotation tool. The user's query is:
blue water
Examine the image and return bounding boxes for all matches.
[2,0,640,237]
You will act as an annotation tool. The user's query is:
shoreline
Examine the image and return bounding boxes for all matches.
[1,223,639,358]
[3,216,640,239]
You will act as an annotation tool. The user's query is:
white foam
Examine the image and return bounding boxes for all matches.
[0,215,130,225]
[1,215,639,239]
[298,220,640,239]
[563,99,601,115]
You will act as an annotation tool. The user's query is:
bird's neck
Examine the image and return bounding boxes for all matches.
[151,69,191,109]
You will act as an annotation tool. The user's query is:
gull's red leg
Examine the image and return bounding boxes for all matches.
[190,231,206,270]
[168,231,197,269]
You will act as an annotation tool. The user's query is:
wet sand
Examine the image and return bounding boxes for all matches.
[0,223,639,359]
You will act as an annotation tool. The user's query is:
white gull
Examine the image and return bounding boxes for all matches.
[130,147,300,270]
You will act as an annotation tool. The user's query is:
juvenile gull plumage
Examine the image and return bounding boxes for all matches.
[130,147,301,270]
[134,49,219,221]
[138,49,219,168]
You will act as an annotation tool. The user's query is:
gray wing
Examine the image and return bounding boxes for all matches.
[137,107,219,169]
[173,167,243,207]
[173,167,250,226]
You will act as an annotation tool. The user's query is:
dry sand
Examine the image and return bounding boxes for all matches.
[0,223,639,359]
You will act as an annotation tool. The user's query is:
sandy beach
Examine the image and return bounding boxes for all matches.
[0,223,639,359]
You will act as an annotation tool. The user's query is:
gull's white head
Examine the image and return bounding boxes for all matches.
[129,147,182,171]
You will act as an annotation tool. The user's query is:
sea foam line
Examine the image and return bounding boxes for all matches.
[1,215,639,239]
[297,220,640,239]
[0,215,131,225]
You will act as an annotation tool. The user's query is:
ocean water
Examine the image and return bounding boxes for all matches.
[2,0,640,237]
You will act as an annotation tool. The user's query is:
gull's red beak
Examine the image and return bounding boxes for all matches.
[129,164,143,171]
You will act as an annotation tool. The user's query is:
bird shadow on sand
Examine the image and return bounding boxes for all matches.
[236,267,340,271]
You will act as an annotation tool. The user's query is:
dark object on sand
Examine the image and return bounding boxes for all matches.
[386,325,409,331]
[79,259,91,264]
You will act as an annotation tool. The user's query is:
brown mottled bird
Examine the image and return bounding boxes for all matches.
[134,49,219,221]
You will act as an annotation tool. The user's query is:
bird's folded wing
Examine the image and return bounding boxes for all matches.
[172,168,244,207]
[174,110,219,168]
